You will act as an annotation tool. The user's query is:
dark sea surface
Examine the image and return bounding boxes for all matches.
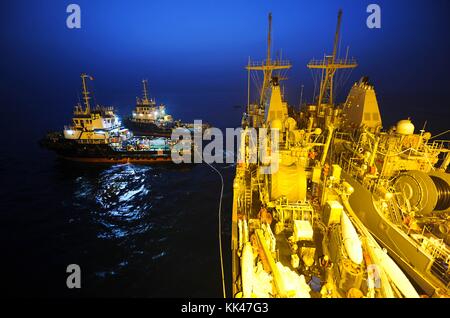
[0,140,234,297]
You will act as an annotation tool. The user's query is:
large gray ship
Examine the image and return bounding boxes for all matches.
[230,10,449,298]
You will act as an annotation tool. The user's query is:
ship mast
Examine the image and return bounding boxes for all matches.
[307,10,357,108]
[81,73,93,114]
[246,13,291,107]
[142,79,149,103]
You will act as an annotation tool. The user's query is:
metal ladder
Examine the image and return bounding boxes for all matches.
[244,188,252,215]
[387,199,402,225]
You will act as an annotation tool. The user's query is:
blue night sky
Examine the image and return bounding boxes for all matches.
[1,0,449,142]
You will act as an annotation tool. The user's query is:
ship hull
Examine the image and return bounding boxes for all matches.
[40,134,174,165]
[124,118,173,137]
[342,171,447,296]
[59,156,172,164]
[231,175,240,298]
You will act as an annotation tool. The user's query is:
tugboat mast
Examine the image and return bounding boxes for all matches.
[142,79,149,103]
[81,73,93,114]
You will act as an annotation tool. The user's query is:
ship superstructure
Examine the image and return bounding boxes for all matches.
[332,99,450,296]
[63,74,130,144]
[230,12,418,298]
[125,80,176,136]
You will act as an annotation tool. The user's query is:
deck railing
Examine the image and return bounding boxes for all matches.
[307,58,357,66]
[246,59,291,67]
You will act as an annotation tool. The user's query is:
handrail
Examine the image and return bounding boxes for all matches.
[428,140,450,151]
[307,58,357,66]
[247,59,291,67]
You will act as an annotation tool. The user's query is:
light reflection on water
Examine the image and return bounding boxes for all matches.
[2,151,234,297]
[74,164,159,239]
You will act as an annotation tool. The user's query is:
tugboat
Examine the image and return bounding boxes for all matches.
[230,12,419,298]
[41,74,178,164]
[124,80,178,137]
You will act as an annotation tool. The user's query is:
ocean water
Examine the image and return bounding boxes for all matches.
[0,141,234,297]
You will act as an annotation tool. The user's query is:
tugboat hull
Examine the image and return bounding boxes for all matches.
[40,133,174,165]
[124,118,173,137]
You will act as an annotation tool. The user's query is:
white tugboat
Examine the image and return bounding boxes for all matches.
[124,80,177,137]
